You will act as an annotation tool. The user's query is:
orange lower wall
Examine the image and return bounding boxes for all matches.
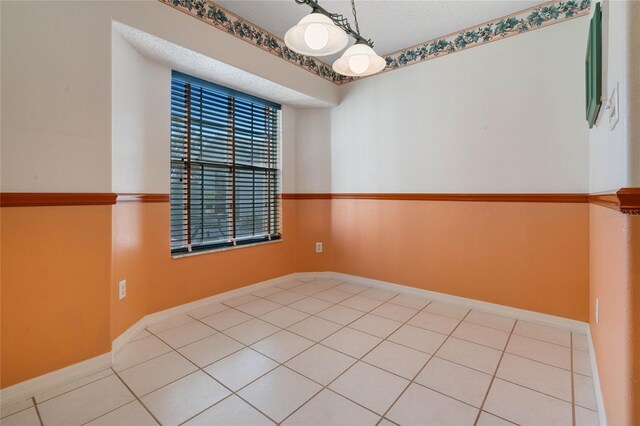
[589,204,640,426]
[111,199,300,339]
[331,200,590,321]
[1,206,112,388]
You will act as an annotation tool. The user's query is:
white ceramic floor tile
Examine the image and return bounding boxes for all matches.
[224,318,279,345]
[513,321,571,347]
[387,324,447,354]
[573,349,593,376]
[224,294,259,307]
[321,327,382,358]
[1,407,40,426]
[238,366,322,423]
[329,362,409,415]
[575,406,600,426]
[333,282,369,294]
[316,305,365,325]
[452,322,510,350]
[147,314,195,334]
[386,383,478,426]
[38,375,134,425]
[436,337,502,374]
[313,288,353,303]
[252,286,284,298]
[415,356,492,408]
[496,353,571,402]
[370,303,418,322]
[265,290,307,305]
[114,336,172,372]
[358,288,398,302]
[339,295,384,312]
[87,401,157,425]
[506,334,571,370]
[283,389,380,425]
[141,371,230,426]
[235,299,282,317]
[187,303,228,319]
[476,411,516,425]
[574,373,597,410]
[349,314,403,338]
[156,320,216,349]
[204,348,278,391]
[408,311,460,335]
[1,399,34,419]
[378,419,398,426]
[483,379,572,425]
[289,297,333,314]
[118,351,197,397]
[260,306,309,328]
[363,341,430,379]
[251,330,315,363]
[34,368,114,403]
[185,395,274,425]
[388,294,430,310]
[200,309,253,331]
[572,332,590,352]
[285,344,356,385]
[312,278,345,288]
[276,280,304,290]
[465,310,515,332]
[292,283,328,296]
[178,333,244,367]
[423,302,470,320]
[287,316,342,341]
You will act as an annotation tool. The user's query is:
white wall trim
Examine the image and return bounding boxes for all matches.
[587,329,608,426]
[2,271,596,409]
[331,272,590,333]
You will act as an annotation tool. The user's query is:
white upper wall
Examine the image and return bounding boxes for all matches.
[0,0,337,192]
[295,17,590,193]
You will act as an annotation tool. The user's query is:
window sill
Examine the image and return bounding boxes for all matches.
[171,238,284,259]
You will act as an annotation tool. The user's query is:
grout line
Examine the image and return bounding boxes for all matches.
[376,309,473,424]
[110,373,163,426]
[34,369,117,405]
[32,397,44,426]
[472,319,518,425]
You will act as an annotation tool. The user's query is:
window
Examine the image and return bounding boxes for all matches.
[170,71,281,254]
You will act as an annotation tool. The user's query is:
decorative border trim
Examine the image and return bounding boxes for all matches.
[158,0,590,84]
[283,193,590,203]
[159,0,349,84]
[381,0,591,77]
[116,194,170,203]
[0,193,171,207]
[0,193,117,207]
[588,188,640,213]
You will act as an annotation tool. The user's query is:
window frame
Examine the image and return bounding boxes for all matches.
[170,71,282,256]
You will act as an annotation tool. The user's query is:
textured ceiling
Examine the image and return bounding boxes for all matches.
[215,0,549,64]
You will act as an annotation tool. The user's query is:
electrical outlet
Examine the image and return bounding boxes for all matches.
[119,280,127,300]
[595,298,599,324]
[315,242,323,253]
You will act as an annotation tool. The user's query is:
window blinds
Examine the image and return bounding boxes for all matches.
[170,71,281,254]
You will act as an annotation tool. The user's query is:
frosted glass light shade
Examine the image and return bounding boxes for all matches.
[284,13,349,56]
[332,43,386,77]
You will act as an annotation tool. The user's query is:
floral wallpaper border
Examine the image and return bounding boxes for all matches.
[160,0,591,85]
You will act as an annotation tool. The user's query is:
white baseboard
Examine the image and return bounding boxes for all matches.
[2,270,597,410]
[0,353,112,409]
[332,272,590,333]
[587,329,608,426]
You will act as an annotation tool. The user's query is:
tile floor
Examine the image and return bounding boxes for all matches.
[1,277,600,426]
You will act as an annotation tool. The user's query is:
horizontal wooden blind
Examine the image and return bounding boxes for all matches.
[170,72,281,254]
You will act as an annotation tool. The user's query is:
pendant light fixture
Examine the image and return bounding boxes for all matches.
[285,0,385,78]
